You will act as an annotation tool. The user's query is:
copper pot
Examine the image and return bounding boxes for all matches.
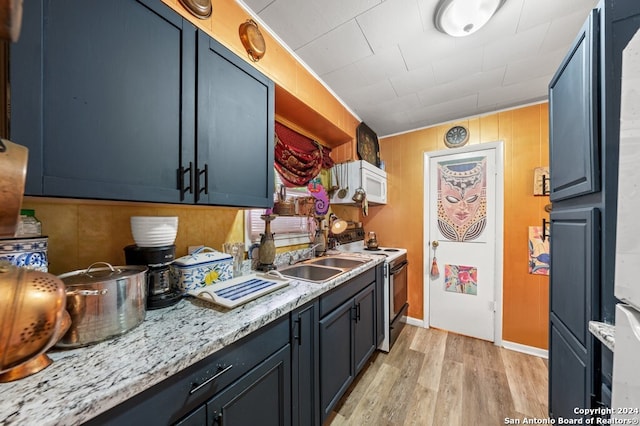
[0,0,23,42]
[239,19,266,62]
[0,139,28,238]
[0,262,71,382]
[178,0,211,19]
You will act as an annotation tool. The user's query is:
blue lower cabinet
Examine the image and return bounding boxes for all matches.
[291,301,320,426]
[319,280,377,423]
[205,345,291,426]
[319,297,355,420]
[175,406,206,426]
[83,317,290,426]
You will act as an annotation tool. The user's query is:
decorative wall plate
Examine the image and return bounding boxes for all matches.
[356,122,380,167]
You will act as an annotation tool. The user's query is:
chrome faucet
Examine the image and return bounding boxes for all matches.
[307,243,322,258]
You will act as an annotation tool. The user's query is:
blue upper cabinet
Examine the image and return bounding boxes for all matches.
[10,0,274,208]
[196,32,274,208]
[548,9,600,202]
[11,0,196,203]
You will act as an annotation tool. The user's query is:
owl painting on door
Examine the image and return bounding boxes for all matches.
[437,157,487,242]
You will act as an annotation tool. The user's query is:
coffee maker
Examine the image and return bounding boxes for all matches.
[124,244,182,309]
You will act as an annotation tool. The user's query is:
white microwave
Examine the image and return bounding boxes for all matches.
[330,160,387,205]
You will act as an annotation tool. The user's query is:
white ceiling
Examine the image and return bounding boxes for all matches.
[237,0,599,138]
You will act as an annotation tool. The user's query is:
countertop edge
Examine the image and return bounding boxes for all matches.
[0,255,384,426]
[588,320,615,352]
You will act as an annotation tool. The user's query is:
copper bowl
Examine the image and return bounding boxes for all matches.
[0,261,70,382]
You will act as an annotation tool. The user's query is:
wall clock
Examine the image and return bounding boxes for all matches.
[444,125,469,148]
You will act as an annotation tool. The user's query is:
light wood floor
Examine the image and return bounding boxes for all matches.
[327,325,548,426]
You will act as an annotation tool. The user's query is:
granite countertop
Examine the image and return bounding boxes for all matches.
[589,321,615,352]
[0,253,383,426]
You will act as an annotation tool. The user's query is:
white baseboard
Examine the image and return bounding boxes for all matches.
[402,319,547,359]
[404,316,426,328]
[502,340,548,359]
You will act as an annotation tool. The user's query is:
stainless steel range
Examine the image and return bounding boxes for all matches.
[332,228,408,352]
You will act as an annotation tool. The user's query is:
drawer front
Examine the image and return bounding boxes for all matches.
[84,315,289,425]
[179,316,289,402]
[319,267,376,317]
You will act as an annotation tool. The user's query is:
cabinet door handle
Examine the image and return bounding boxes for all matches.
[212,411,223,425]
[195,164,209,202]
[294,317,302,346]
[542,174,550,195]
[189,364,233,395]
[542,218,549,241]
[178,162,193,201]
[356,303,361,322]
[352,305,359,322]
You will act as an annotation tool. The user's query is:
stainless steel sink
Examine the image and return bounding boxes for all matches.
[278,255,370,283]
[278,264,344,283]
[305,256,368,269]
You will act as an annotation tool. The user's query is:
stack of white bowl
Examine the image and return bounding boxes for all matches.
[130,216,178,247]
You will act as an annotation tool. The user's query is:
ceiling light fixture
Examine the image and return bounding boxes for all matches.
[434,0,506,37]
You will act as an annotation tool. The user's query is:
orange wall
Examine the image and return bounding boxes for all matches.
[19,198,245,275]
[161,0,360,149]
[362,103,550,349]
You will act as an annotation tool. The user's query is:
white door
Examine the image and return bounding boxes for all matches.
[424,144,502,342]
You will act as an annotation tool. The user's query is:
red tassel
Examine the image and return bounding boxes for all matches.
[431,257,439,277]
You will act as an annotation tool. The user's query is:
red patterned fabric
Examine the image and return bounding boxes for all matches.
[274,122,334,187]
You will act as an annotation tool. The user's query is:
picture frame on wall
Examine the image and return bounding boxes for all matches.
[356,122,380,167]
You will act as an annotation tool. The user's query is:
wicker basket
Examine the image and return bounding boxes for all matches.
[273,201,295,216]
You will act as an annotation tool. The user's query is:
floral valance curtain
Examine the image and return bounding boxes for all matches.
[274,122,334,187]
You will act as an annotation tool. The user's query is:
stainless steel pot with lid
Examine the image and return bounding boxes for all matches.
[56,262,148,348]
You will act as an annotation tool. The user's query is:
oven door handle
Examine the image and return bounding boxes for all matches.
[389,260,408,275]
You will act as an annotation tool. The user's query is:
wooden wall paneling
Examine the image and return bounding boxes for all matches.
[479,113,500,142]
[162,0,358,147]
[22,197,244,275]
[499,110,517,343]
[502,105,549,349]
[372,104,549,349]
[467,117,480,145]
[506,107,539,346]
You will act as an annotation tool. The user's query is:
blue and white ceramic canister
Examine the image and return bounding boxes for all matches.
[170,247,233,292]
[0,236,49,272]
